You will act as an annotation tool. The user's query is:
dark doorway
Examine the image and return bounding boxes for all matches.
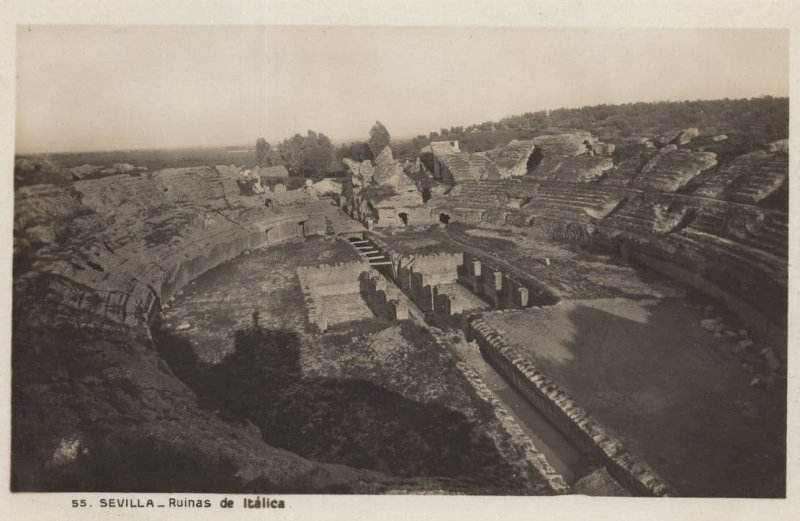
[399,212,409,226]
[439,213,451,225]
[525,147,544,173]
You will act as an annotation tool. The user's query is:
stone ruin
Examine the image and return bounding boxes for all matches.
[12,122,788,497]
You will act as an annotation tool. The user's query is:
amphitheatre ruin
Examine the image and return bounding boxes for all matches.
[12,110,788,497]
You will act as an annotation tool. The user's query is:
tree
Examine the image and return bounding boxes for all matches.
[277,129,336,177]
[255,138,281,167]
[255,138,269,167]
[337,141,372,162]
[368,121,391,158]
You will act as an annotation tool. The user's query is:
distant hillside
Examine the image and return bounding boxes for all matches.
[397,96,788,159]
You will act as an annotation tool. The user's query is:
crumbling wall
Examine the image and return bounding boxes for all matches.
[358,271,409,321]
[297,260,371,296]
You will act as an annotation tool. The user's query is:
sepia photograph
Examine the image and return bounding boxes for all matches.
[2,2,797,518]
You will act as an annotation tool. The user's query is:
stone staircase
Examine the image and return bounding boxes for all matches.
[346,235,393,267]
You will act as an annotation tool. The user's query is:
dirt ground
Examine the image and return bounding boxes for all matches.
[155,236,553,493]
[481,299,786,497]
[161,236,360,363]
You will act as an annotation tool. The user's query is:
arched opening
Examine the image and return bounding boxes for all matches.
[525,147,544,173]
[439,213,451,225]
[399,212,409,226]
[421,187,432,203]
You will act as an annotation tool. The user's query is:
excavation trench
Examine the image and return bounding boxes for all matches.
[456,339,595,484]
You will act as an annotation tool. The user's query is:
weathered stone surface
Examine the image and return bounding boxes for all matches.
[692,150,787,204]
[768,139,788,153]
[311,178,342,196]
[477,140,537,178]
[677,127,699,145]
[632,149,717,192]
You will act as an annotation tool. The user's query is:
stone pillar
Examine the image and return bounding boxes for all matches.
[372,290,387,317]
[449,295,464,315]
[481,270,503,308]
[469,259,482,293]
[399,266,412,291]
[419,284,434,311]
[518,286,529,308]
[389,299,409,320]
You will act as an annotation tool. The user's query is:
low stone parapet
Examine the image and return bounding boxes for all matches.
[467,317,673,497]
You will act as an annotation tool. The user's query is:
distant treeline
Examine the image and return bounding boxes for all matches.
[35,146,258,172]
[411,96,788,153]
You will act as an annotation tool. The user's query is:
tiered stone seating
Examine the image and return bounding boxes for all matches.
[529,155,614,183]
[682,205,787,268]
[728,154,787,204]
[522,182,625,222]
[630,149,717,192]
[434,180,523,209]
[692,151,788,204]
[435,179,627,225]
[477,140,536,177]
[438,152,499,182]
[531,132,594,156]
[601,153,655,187]
[599,194,675,235]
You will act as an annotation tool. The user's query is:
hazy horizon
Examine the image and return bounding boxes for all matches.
[16,26,789,154]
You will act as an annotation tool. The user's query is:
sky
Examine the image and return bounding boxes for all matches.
[16,25,789,154]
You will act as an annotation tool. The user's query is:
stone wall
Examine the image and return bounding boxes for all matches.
[375,206,437,228]
[630,251,787,357]
[457,253,557,308]
[467,317,673,497]
[358,271,409,321]
[296,260,371,331]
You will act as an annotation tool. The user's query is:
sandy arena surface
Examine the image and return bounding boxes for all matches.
[481,298,786,497]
